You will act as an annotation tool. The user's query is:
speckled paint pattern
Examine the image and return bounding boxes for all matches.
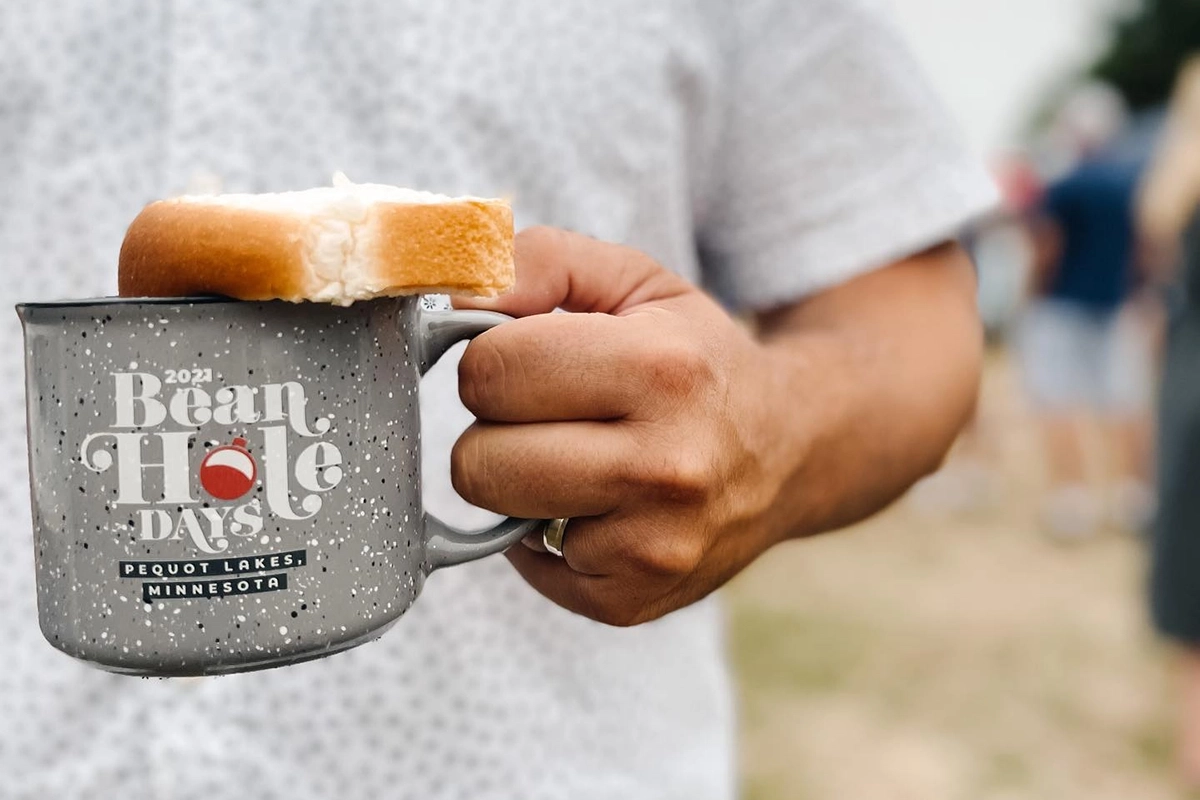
[18,296,534,676]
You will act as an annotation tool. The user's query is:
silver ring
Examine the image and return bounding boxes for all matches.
[544,517,570,558]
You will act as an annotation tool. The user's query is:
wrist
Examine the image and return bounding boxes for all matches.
[749,332,842,544]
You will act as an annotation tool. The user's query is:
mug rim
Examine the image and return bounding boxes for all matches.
[17,296,237,311]
[16,295,417,311]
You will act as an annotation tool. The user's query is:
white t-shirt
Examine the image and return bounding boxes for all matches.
[0,2,995,798]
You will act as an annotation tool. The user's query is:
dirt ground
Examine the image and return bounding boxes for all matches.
[727,352,1186,799]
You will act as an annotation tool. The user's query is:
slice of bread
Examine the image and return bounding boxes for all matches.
[118,174,514,305]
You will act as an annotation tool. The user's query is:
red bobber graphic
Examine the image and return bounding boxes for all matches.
[199,437,258,501]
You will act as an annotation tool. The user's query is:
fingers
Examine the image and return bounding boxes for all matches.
[505,511,707,627]
[516,514,609,576]
[459,312,644,422]
[451,420,634,519]
[548,511,706,579]
[460,310,719,423]
[453,226,730,423]
[505,546,615,614]
[444,226,741,627]
[506,546,662,627]
[454,226,693,318]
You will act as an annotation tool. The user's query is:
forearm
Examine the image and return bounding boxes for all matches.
[755,242,983,540]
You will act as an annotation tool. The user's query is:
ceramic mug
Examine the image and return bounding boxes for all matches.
[18,295,538,676]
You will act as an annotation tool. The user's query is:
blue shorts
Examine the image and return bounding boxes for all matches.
[1016,299,1152,415]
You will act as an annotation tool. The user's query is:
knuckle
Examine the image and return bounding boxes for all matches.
[639,447,715,504]
[449,430,490,507]
[632,533,706,578]
[458,336,505,417]
[639,338,711,399]
[562,531,606,576]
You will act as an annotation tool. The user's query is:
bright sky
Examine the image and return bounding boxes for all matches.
[888,0,1125,155]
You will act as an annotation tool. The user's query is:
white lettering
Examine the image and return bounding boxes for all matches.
[261,425,322,520]
[113,373,167,428]
[80,432,116,473]
[137,509,174,542]
[295,441,343,493]
[170,508,228,554]
[212,386,260,426]
[112,432,197,505]
[168,387,212,427]
[229,501,264,537]
[263,382,331,437]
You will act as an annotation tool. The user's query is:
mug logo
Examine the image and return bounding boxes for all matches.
[200,438,258,501]
[79,371,345,556]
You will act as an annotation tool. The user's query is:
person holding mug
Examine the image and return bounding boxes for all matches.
[0,2,995,797]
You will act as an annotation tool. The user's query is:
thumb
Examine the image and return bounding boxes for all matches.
[453,226,694,318]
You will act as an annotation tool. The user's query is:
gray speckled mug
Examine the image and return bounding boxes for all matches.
[17,295,539,676]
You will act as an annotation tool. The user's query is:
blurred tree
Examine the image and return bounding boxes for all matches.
[1093,0,1200,110]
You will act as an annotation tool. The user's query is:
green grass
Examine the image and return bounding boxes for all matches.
[729,605,876,698]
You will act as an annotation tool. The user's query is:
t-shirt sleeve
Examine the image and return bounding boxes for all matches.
[697,0,999,310]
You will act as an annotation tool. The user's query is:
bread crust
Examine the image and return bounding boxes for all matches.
[366,200,514,296]
[118,196,514,302]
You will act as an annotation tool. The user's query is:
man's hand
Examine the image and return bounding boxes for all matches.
[453,227,982,626]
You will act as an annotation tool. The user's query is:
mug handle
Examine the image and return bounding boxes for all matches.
[417,308,543,570]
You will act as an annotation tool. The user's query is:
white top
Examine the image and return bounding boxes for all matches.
[0,2,996,798]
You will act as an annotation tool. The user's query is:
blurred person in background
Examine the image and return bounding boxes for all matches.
[0,3,994,798]
[1138,55,1200,788]
[1018,84,1156,541]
